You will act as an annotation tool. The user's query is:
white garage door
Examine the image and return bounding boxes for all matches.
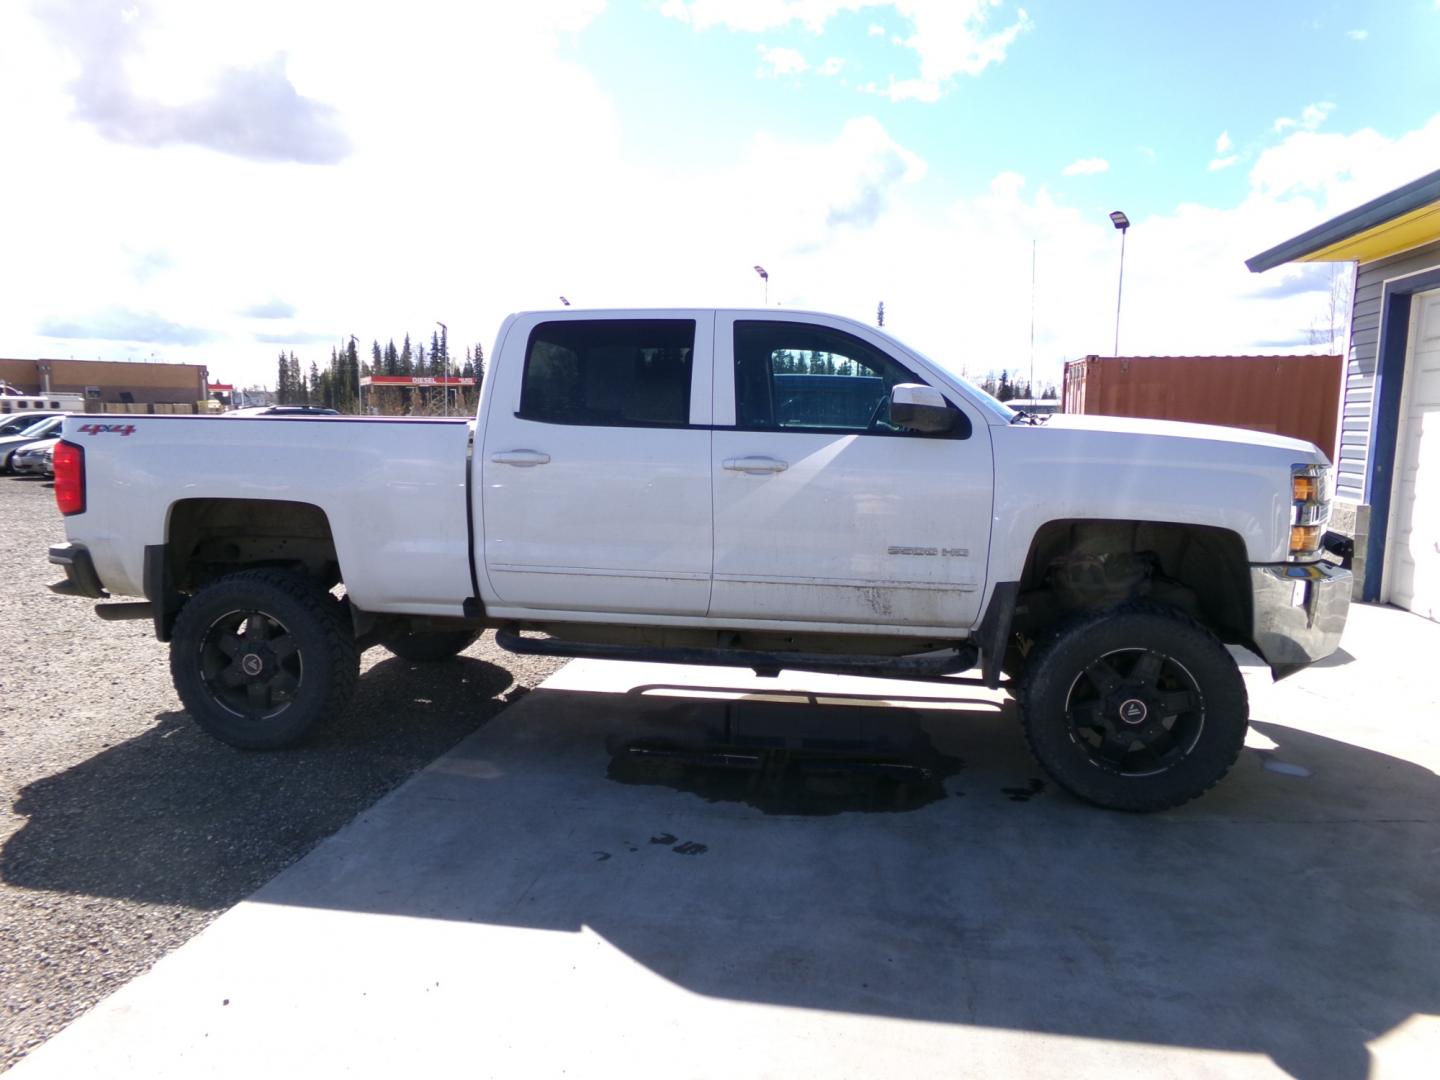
[1385,287,1440,621]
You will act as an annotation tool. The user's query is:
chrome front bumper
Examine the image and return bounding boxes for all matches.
[1250,561,1351,675]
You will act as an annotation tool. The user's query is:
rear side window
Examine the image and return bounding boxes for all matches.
[519,319,696,427]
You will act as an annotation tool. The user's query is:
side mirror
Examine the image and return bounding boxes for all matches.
[890,384,954,433]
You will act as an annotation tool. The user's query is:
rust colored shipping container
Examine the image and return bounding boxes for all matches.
[1061,354,1344,458]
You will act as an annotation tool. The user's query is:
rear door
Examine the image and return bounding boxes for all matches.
[479,312,714,616]
[709,314,993,630]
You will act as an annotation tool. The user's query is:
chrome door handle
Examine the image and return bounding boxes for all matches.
[490,449,551,467]
[723,456,788,474]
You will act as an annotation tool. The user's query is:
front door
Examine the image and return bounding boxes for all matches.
[479,312,714,616]
[709,315,993,630]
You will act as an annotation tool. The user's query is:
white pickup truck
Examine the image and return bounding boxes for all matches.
[48,308,1350,810]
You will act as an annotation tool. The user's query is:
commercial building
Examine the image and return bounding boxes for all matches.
[0,357,209,409]
[1248,167,1440,621]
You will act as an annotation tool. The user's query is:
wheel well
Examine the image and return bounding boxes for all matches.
[165,498,340,593]
[1013,520,1251,645]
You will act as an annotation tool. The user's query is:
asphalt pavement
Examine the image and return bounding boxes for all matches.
[0,476,563,1069]
[10,601,1440,1080]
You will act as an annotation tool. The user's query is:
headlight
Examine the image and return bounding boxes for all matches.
[1289,463,1331,560]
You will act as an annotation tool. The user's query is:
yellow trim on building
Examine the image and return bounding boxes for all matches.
[1298,201,1440,263]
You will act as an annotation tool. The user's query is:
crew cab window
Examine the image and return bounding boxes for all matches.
[520,319,695,427]
[733,321,968,437]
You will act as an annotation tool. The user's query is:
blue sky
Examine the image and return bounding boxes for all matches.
[583,1,1438,220]
[1,0,1438,391]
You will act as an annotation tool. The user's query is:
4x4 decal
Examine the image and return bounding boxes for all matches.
[77,423,136,436]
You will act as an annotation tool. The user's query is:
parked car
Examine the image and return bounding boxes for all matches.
[11,436,59,477]
[0,415,66,473]
[0,411,65,438]
[49,307,1350,811]
[222,405,340,417]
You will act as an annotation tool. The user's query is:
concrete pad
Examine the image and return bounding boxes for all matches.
[14,603,1440,1080]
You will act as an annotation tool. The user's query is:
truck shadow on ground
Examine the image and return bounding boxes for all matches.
[265,687,1439,1080]
[7,677,1438,1080]
[1,653,520,911]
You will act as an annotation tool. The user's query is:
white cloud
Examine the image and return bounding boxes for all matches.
[1208,154,1240,172]
[1061,157,1109,177]
[1346,29,1368,41]
[660,0,856,32]
[818,56,845,76]
[758,44,809,76]
[662,1,1032,101]
[868,22,886,35]
[1302,102,1336,128]
[1275,100,1336,134]
[3,0,1439,402]
[0,0,619,376]
[1216,131,1233,154]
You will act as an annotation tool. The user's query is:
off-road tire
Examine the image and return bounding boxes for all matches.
[1018,603,1248,811]
[380,629,481,663]
[170,568,359,749]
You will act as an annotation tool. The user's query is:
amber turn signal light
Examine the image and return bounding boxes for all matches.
[1290,524,1322,556]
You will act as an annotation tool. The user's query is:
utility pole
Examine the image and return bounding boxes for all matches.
[1029,239,1036,399]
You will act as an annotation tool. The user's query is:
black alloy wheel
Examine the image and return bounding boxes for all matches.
[197,608,304,719]
[1019,605,1248,811]
[1063,647,1205,776]
[171,569,359,749]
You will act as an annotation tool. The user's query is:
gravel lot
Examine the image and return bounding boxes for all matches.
[0,476,563,1071]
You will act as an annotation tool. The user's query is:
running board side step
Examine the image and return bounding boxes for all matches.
[495,625,980,681]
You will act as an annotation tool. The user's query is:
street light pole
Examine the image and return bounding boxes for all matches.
[753,265,769,305]
[436,320,448,417]
[1109,211,1130,356]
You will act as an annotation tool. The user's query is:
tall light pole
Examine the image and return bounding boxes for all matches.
[753,265,769,305]
[436,320,448,417]
[1109,210,1130,356]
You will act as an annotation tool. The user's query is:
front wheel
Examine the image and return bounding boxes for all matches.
[1018,605,1248,811]
[170,569,359,749]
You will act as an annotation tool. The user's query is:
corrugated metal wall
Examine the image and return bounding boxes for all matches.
[1061,354,1342,454]
[1341,239,1440,501]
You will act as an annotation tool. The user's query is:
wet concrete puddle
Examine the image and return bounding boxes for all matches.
[605,699,965,815]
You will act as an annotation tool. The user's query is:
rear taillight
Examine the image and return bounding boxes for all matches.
[53,441,85,516]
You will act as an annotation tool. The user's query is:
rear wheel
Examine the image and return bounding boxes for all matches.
[380,628,481,663]
[1018,605,1248,811]
[170,569,359,749]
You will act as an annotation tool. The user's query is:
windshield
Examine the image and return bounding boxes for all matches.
[949,372,1019,423]
[17,416,59,436]
[882,334,1019,423]
[1,416,46,435]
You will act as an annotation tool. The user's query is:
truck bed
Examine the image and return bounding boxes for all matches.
[61,414,476,616]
